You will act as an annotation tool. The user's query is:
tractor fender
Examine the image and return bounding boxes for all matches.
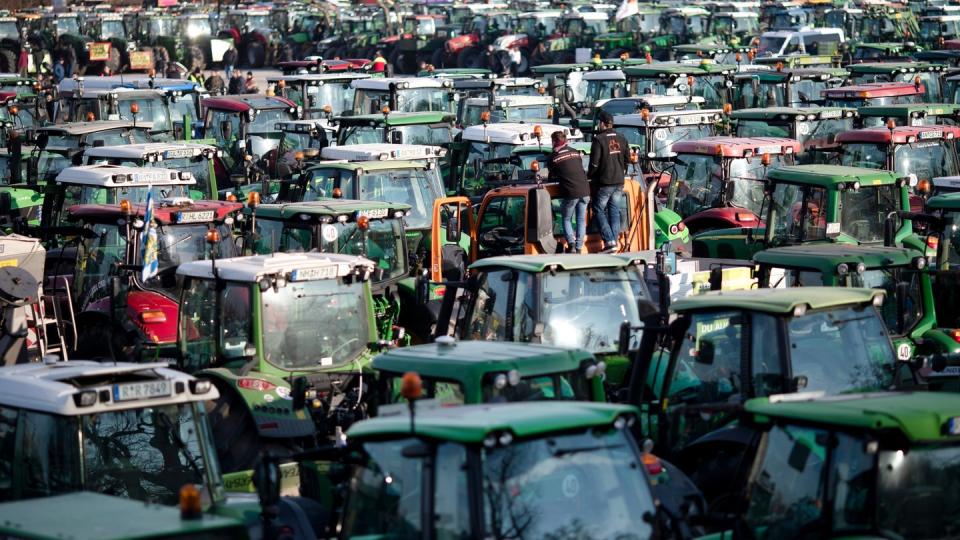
[125,290,179,345]
[200,368,317,439]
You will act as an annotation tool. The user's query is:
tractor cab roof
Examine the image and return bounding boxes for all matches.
[597,95,706,110]
[0,361,218,416]
[835,125,960,145]
[176,252,374,282]
[334,111,455,126]
[419,68,492,80]
[767,164,900,187]
[733,67,848,81]
[924,191,960,211]
[614,109,724,128]
[623,62,736,78]
[582,69,626,81]
[54,164,195,187]
[450,76,543,91]
[320,143,446,162]
[822,82,923,99]
[847,62,946,75]
[933,176,960,191]
[671,286,884,314]
[276,119,331,132]
[753,54,841,69]
[858,103,960,119]
[347,401,638,443]
[753,244,920,271]
[731,106,857,120]
[460,122,581,144]
[268,73,371,85]
[464,95,554,108]
[67,199,242,225]
[373,340,596,380]
[202,94,297,112]
[351,77,452,91]
[672,136,802,157]
[745,391,960,443]
[36,121,145,136]
[83,142,219,161]
[663,6,710,16]
[305,160,428,173]
[470,253,646,274]
[253,200,411,221]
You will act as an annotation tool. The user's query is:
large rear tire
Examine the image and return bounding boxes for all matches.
[456,46,480,68]
[0,49,16,73]
[430,47,446,69]
[205,383,301,473]
[186,45,205,71]
[245,41,265,68]
[104,46,121,74]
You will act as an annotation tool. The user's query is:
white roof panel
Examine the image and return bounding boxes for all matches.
[55,165,195,187]
[352,78,449,91]
[461,122,582,144]
[177,253,375,282]
[83,142,216,160]
[320,143,446,161]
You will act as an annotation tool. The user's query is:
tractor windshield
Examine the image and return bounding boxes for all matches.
[45,128,152,149]
[183,17,212,38]
[306,83,354,116]
[582,79,626,104]
[62,184,190,213]
[840,143,887,169]
[939,211,960,266]
[340,124,452,146]
[168,94,200,125]
[921,19,960,40]
[787,305,894,394]
[320,219,407,282]
[148,18,176,35]
[148,223,237,295]
[18,403,215,507]
[737,120,792,138]
[99,19,126,39]
[261,277,370,369]
[670,154,774,217]
[896,141,960,180]
[0,22,17,40]
[355,89,451,114]
[758,36,787,55]
[482,429,656,539]
[767,182,827,243]
[874,444,960,538]
[118,97,171,133]
[652,125,714,157]
[54,16,81,35]
[245,14,271,29]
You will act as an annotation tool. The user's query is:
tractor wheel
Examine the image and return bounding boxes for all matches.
[279,42,294,63]
[105,46,122,74]
[0,49,16,73]
[456,46,480,68]
[430,47,447,69]
[388,48,403,74]
[245,41,266,68]
[186,45,205,71]
[205,383,301,473]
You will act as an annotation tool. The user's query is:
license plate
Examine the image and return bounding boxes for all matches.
[920,130,943,140]
[164,148,197,160]
[757,145,780,155]
[290,266,339,281]
[356,208,389,219]
[113,380,172,402]
[175,210,215,223]
[679,115,703,125]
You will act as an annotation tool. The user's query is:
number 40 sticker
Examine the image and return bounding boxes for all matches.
[897,343,912,361]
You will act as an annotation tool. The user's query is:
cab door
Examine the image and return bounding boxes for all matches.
[430,196,474,282]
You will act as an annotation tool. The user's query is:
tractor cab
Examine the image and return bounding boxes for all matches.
[665,137,801,234]
[175,252,378,472]
[846,62,947,102]
[733,67,847,108]
[595,95,706,125]
[448,75,545,99]
[457,94,554,127]
[728,392,960,538]
[659,7,711,47]
[66,193,241,361]
[691,165,921,259]
[706,11,761,44]
[732,107,857,159]
[219,9,281,69]
[102,76,207,141]
[273,119,334,180]
[592,7,662,59]
[451,122,582,199]
[822,81,925,108]
[835,125,960,194]
[57,83,173,139]
[202,94,298,175]
[341,402,699,539]
[335,111,455,147]
[268,73,369,119]
[627,287,897,502]
[755,244,955,360]
[859,104,960,128]
[671,44,754,65]
[613,108,721,173]
[919,192,960,329]
[624,62,736,109]
[81,142,223,200]
[756,27,845,58]
[351,77,455,116]
[372,341,607,406]
[31,121,154,182]
[243,199,411,343]
[434,254,655,386]
[849,42,919,63]
[919,14,960,47]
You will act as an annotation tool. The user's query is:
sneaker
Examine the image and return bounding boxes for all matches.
[602,243,617,253]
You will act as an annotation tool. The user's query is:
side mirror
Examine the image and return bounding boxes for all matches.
[790,374,808,392]
[695,339,715,364]
[563,86,575,104]
[415,270,430,306]
[35,132,48,149]
[252,454,281,510]
[446,215,461,243]
[370,98,381,115]
[389,130,403,144]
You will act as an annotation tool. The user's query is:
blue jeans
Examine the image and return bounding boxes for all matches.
[562,196,590,250]
[593,185,623,245]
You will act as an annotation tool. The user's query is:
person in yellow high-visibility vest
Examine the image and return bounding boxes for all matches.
[372,51,387,73]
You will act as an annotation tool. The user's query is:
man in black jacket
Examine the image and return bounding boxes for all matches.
[549,130,590,253]
[588,110,629,252]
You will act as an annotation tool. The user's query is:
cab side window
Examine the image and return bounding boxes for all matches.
[477,196,526,257]
[0,407,17,501]
[750,313,783,396]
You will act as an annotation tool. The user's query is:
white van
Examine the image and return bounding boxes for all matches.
[757,27,845,57]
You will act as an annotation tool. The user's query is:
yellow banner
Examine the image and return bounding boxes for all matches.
[129,50,153,71]
[89,42,111,62]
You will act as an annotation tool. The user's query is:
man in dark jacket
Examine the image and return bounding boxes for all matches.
[588,110,629,252]
[549,130,590,253]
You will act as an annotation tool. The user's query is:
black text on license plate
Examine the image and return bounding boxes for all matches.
[113,381,172,402]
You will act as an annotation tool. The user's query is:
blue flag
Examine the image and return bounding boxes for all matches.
[140,189,159,282]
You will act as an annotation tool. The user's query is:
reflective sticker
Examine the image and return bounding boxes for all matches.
[897,343,912,360]
[322,224,339,242]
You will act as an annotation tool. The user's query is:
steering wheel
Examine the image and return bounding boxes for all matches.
[480,226,521,248]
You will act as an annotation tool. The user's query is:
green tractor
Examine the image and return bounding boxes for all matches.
[433,253,658,388]
[845,62,947,102]
[731,67,848,108]
[538,12,611,64]
[625,287,901,507]
[85,13,140,74]
[135,14,213,72]
[712,391,960,538]
[691,165,924,259]
[242,199,412,344]
[858,103,960,128]
[624,62,736,110]
[754,244,958,360]
[29,13,86,76]
[592,7,663,59]
[731,107,858,161]
[176,252,379,474]
[338,401,703,538]
[645,7,711,60]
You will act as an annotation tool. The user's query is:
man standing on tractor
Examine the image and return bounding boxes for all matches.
[550,130,591,253]
[589,110,630,253]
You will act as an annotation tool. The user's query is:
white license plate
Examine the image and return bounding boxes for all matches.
[113,381,172,402]
[176,210,215,223]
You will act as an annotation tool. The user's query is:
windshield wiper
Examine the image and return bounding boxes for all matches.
[156,411,203,479]
[552,443,624,456]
